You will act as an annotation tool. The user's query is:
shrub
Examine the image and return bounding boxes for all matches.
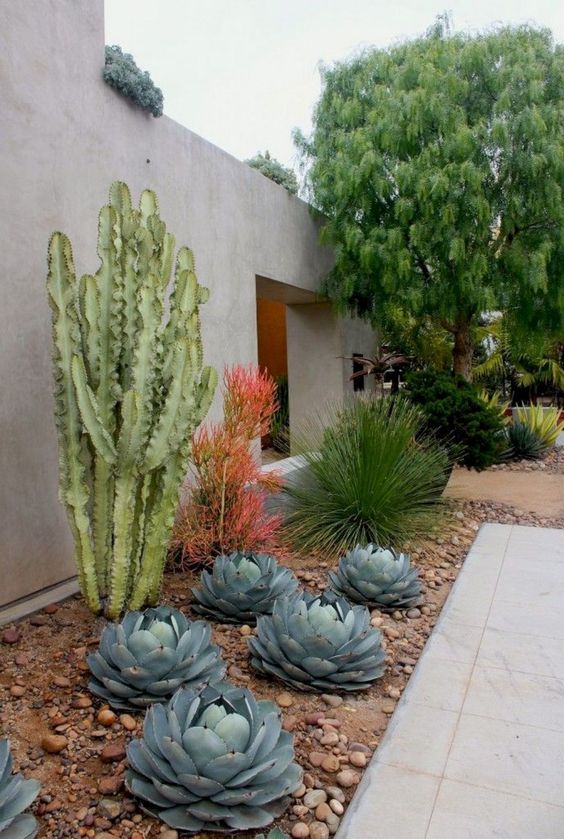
[104,45,164,116]
[245,151,299,194]
[172,365,283,567]
[404,370,505,470]
[283,396,449,555]
[270,374,289,452]
[505,421,544,460]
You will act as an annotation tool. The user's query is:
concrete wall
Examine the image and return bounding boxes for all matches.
[0,0,375,613]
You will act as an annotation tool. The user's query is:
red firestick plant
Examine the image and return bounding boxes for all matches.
[172,365,283,568]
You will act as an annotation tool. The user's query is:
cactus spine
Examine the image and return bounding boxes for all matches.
[47,182,217,618]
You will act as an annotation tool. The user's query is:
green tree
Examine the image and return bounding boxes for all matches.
[296,21,564,378]
[246,150,299,194]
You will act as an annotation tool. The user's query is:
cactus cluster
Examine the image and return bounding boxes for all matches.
[0,739,40,838]
[329,544,422,610]
[126,682,301,833]
[47,182,216,618]
[249,591,386,692]
[192,552,299,624]
[87,606,225,710]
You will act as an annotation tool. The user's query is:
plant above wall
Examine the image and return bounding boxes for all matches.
[126,682,302,833]
[104,45,164,116]
[245,151,299,195]
[192,552,300,624]
[249,591,386,692]
[47,181,217,618]
[87,607,225,711]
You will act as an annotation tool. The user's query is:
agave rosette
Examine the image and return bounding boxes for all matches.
[88,606,225,711]
[248,591,385,692]
[0,738,40,838]
[126,682,301,833]
[329,544,422,610]
[192,552,299,624]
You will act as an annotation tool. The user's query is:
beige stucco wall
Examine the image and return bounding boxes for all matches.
[0,0,375,612]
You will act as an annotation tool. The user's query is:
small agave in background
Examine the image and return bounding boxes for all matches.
[257,829,290,839]
[329,544,422,611]
[249,591,386,692]
[191,552,299,624]
[126,682,302,833]
[88,606,225,711]
[0,738,40,838]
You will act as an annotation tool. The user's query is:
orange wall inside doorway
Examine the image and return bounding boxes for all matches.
[256,298,288,378]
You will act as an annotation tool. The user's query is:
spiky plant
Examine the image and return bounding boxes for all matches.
[126,682,302,833]
[513,404,564,450]
[257,829,290,839]
[47,182,217,618]
[505,421,544,460]
[88,606,225,711]
[283,396,449,555]
[329,544,422,610]
[191,552,299,624]
[248,591,386,692]
[0,739,40,838]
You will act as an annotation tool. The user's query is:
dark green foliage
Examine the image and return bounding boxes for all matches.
[283,396,449,555]
[404,370,505,470]
[296,22,564,377]
[506,421,544,460]
[271,375,289,452]
[104,45,163,117]
[246,151,299,194]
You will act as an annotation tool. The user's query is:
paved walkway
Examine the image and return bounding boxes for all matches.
[337,523,564,838]
[446,468,564,517]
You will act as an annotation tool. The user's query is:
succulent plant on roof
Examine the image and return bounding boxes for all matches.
[191,552,299,624]
[329,544,422,610]
[248,591,386,692]
[0,738,40,838]
[126,681,301,833]
[88,606,225,711]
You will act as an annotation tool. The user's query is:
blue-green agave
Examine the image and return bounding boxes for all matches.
[0,739,40,838]
[329,544,422,610]
[191,552,299,624]
[125,682,302,833]
[88,606,225,711]
[248,591,386,692]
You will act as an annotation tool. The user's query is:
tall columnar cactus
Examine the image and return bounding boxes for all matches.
[47,182,217,618]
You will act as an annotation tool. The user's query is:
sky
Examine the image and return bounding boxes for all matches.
[105,0,564,172]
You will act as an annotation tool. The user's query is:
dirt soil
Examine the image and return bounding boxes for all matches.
[1,500,563,839]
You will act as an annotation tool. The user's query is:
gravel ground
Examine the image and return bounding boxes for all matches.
[0,499,561,839]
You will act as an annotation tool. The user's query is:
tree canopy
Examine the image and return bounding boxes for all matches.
[296,21,564,377]
[245,150,299,194]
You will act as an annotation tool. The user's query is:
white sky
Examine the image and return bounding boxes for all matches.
[105,1,563,171]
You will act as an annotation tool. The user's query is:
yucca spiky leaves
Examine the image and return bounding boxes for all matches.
[47,182,217,618]
[0,739,40,838]
[191,553,299,624]
[249,591,386,692]
[88,606,225,711]
[329,544,422,610]
[125,682,301,833]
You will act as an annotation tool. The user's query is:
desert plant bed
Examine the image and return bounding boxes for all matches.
[1,501,562,839]
[489,444,564,474]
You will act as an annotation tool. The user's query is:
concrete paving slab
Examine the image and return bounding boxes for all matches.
[336,524,564,838]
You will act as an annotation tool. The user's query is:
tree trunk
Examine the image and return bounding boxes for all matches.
[453,318,473,380]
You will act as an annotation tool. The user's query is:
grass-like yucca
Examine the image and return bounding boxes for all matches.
[283,396,450,555]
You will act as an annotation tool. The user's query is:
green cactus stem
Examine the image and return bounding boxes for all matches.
[47,182,217,618]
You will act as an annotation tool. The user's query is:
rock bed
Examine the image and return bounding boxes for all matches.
[1,501,562,839]
[488,444,564,474]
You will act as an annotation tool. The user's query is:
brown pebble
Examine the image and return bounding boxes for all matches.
[97,709,117,727]
[336,768,360,788]
[10,685,26,697]
[100,743,126,763]
[1,628,19,645]
[98,775,124,795]
[316,801,333,821]
[72,695,92,709]
[52,675,71,688]
[239,624,252,636]
[292,824,310,838]
[41,734,68,754]
[119,714,137,731]
[276,691,294,708]
[308,751,327,767]
[44,604,59,614]
[321,755,340,773]
[349,750,367,768]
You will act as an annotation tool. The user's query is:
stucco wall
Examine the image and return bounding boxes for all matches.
[0,0,375,612]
